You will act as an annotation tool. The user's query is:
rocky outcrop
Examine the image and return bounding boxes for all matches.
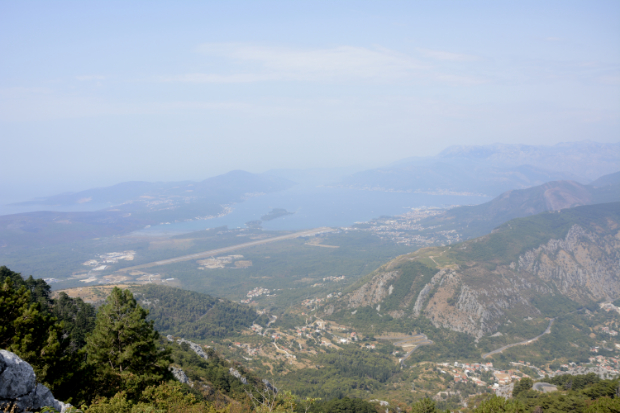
[167,335,210,360]
[0,350,71,413]
[347,271,398,308]
[337,209,620,338]
[425,223,619,336]
[170,366,191,385]
[262,379,277,393]
[413,269,446,316]
[229,368,247,384]
[517,224,620,302]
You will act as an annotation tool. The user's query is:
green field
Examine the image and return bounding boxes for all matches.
[1,227,415,310]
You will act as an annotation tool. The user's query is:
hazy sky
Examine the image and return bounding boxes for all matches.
[1,1,619,201]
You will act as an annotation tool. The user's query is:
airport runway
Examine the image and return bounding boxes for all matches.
[117,227,334,272]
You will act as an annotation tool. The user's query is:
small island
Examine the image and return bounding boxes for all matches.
[261,208,294,221]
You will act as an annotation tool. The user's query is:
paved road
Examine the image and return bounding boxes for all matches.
[533,382,558,392]
[482,318,554,359]
[117,227,334,272]
[400,340,434,363]
[393,335,429,347]
[376,334,434,363]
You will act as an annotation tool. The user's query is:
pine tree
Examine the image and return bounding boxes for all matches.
[411,398,439,413]
[85,287,171,399]
[0,278,63,387]
[512,377,533,397]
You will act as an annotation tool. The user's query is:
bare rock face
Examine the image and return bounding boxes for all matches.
[517,224,620,302]
[339,218,620,338]
[0,350,71,413]
[346,271,398,308]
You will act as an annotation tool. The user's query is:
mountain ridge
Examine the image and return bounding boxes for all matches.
[413,172,620,240]
[345,141,620,196]
[328,202,620,338]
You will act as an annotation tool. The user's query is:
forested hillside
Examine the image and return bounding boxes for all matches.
[330,202,620,339]
[0,266,390,412]
[134,284,269,339]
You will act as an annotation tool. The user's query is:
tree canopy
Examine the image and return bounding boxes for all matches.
[85,287,172,399]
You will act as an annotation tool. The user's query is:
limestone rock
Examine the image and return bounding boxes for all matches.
[262,379,277,393]
[0,350,36,400]
[169,366,191,385]
[229,368,247,384]
[0,350,71,413]
[176,338,209,360]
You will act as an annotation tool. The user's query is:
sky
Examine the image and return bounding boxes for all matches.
[1,0,619,201]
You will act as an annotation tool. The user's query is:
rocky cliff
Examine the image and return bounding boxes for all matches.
[334,203,620,338]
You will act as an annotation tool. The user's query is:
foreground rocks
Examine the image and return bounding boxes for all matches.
[0,350,70,413]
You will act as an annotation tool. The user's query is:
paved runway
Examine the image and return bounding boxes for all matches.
[117,227,334,272]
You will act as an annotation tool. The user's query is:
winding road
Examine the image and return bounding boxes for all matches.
[482,318,554,359]
[400,340,434,363]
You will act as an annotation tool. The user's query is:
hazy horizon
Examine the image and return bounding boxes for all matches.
[2,1,619,202]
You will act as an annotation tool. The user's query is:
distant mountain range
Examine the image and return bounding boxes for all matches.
[0,171,293,249]
[14,170,293,207]
[415,170,620,240]
[343,141,620,196]
[433,141,620,180]
[8,141,619,208]
[1,141,618,251]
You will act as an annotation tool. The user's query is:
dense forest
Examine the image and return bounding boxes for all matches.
[133,284,269,339]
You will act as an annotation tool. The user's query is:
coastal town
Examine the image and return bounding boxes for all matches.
[342,207,463,247]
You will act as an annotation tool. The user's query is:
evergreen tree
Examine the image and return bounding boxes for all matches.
[472,396,527,413]
[0,266,52,312]
[0,277,63,388]
[85,287,171,399]
[411,398,438,413]
[53,292,96,352]
[512,377,533,397]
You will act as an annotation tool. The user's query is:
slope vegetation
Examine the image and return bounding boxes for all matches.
[331,202,620,338]
[133,284,269,339]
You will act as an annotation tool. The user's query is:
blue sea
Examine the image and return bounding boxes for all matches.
[132,185,491,236]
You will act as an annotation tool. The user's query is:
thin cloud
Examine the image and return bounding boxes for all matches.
[0,86,293,121]
[434,74,487,85]
[161,73,277,83]
[76,75,106,81]
[161,43,429,83]
[599,74,620,85]
[416,47,477,61]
